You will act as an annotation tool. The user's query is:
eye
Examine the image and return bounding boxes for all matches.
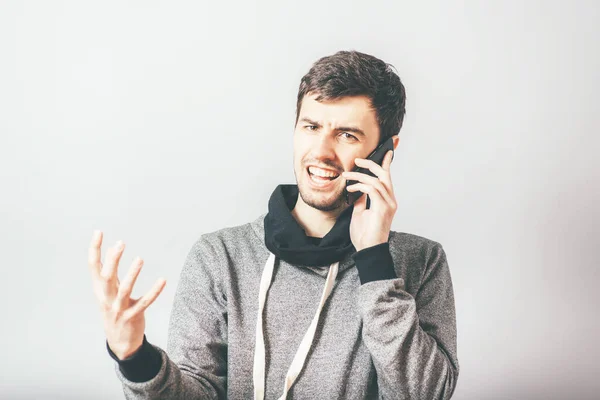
[305,125,318,131]
[341,132,358,141]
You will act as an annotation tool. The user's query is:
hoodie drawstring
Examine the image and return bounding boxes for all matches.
[253,252,339,400]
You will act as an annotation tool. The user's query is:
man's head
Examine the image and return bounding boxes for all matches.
[293,50,406,212]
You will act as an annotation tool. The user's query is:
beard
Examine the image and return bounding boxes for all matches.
[296,174,348,212]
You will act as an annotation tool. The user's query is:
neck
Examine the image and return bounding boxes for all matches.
[291,193,349,238]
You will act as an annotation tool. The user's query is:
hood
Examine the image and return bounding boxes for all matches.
[262,184,356,268]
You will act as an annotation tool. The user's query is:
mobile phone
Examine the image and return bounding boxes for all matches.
[344,136,395,206]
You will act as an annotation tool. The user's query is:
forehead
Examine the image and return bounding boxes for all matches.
[299,93,379,130]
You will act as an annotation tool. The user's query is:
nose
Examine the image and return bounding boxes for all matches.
[312,134,337,161]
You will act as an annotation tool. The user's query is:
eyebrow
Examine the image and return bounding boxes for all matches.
[299,117,366,137]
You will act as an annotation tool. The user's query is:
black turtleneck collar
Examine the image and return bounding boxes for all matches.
[263,184,356,267]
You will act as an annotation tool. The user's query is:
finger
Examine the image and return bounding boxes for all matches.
[347,183,387,210]
[343,171,381,185]
[382,151,395,193]
[344,174,394,206]
[343,171,389,195]
[355,156,394,193]
[88,230,104,279]
[354,156,394,190]
[101,241,125,281]
[126,278,167,318]
[100,242,125,302]
[383,150,394,171]
[116,256,144,308]
[354,157,386,178]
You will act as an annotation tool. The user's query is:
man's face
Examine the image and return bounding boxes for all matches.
[293,92,381,212]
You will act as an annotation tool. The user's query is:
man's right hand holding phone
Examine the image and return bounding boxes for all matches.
[88,230,167,360]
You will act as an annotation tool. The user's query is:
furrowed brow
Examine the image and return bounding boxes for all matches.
[336,125,366,137]
[299,117,366,137]
[300,117,321,127]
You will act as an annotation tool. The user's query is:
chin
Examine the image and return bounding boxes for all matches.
[297,179,347,212]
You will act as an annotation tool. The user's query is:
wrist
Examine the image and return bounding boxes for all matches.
[106,334,163,383]
[108,338,144,361]
[355,240,387,252]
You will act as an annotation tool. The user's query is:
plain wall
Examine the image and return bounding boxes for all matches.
[1,1,598,399]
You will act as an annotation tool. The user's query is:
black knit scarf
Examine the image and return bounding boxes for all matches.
[263,184,356,267]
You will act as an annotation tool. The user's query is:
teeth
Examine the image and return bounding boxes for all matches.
[308,166,339,178]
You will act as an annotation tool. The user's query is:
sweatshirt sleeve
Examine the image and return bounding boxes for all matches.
[354,241,460,400]
[111,235,228,400]
[106,334,162,382]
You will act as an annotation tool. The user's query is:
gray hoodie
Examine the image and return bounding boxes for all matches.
[112,213,459,399]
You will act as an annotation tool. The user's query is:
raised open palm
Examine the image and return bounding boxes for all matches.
[88,230,166,360]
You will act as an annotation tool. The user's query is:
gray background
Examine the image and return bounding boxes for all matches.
[1,1,598,399]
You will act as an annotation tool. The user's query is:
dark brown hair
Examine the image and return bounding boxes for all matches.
[295,50,406,143]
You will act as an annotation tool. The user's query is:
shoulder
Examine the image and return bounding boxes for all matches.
[199,220,255,242]
[188,215,266,263]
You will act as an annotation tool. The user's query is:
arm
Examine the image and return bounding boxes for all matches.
[111,235,228,400]
[352,241,459,400]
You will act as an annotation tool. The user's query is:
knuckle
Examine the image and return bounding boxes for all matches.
[88,258,100,269]
[123,308,139,321]
[99,301,113,314]
[119,312,132,323]
[108,301,119,312]
[99,270,111,280]
[110,303,126,318]
[121,310,131,321]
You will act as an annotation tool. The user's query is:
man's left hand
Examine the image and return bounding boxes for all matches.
[342,150,397,252]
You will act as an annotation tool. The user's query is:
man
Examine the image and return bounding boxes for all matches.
[88,50,459,399]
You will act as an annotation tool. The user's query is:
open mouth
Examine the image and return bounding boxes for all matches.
[307,166,340,184]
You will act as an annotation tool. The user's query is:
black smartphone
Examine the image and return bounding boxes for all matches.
[344,136,395,206]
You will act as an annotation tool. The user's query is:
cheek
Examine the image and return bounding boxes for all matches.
[340,151,360,172]
[293,133,311,161]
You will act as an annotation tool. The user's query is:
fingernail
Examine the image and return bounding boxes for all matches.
[115,240,124,249]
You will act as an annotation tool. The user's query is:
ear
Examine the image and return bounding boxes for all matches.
[392,135,400,151]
